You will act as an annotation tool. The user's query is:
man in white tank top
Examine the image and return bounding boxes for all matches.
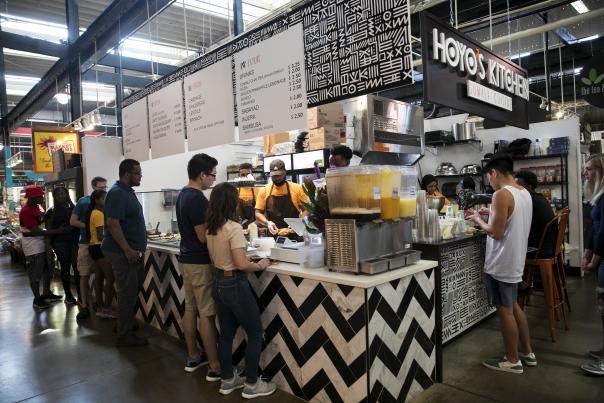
[468,155,536,374]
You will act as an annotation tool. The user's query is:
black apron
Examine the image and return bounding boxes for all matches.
[237,187,256,229]
[265,182,299,231]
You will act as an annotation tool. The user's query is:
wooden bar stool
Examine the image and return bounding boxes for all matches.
[519,209,570,342]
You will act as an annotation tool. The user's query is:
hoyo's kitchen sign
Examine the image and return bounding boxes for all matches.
[32,130,80,173]
[421,13,529,129]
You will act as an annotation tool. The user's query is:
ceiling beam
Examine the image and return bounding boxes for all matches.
[97,53,176,76]
[0,30,67,58]
[82,70,152,88]
[0,0,175,131]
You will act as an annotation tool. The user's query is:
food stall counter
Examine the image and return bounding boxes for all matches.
[139,243,438,402]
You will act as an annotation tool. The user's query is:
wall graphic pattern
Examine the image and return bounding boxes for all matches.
[123,0,412,108]
[440,237,495,343]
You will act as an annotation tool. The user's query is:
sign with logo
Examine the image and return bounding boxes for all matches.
[32,130,80,173]
[580,57,604,108]
[421,13,529,129]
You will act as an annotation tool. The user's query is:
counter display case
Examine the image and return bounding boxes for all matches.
[136,190,185,249]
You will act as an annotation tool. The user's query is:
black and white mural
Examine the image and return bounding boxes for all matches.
[440,237,495,343]
[123,0,412,108]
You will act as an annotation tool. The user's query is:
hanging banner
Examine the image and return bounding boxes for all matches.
[421,13,529,129]
[580,57,604,108]
[184,58,236,151]
[235,24,308,140]
[148,80,186,159]
[32,129,80,174]
[122,97,150,162]
[123,0,413,110]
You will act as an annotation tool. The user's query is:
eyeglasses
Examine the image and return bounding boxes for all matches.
[207,173,217,178]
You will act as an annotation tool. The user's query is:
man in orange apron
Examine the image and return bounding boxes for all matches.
[255,159,309,237]
[236,163,257,229]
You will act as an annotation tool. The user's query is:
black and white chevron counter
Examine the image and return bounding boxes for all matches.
[139,243,438,402]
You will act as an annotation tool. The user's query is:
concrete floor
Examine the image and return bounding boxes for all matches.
[0,256,301,403]
[413,269,604,403]
[1,254,602,403]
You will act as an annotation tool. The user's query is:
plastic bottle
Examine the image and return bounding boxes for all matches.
[248,222,258,241]
[534,139,541,156]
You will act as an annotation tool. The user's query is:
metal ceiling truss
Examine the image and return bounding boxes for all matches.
[0,0,175,132]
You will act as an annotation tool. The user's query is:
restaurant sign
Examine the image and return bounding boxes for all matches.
[32,130,80,174]
[421,13,529,129]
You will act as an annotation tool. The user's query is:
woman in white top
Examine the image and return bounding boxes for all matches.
[205,182,276,399]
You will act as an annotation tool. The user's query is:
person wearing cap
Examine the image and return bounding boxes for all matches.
[329,145,353,168]
[20,186,71,309]
[236,162,258,228]
[255,159,309,236]
[421,174,451,205]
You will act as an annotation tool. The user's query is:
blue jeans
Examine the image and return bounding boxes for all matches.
[213,269,262,384]
[597,261,604,336]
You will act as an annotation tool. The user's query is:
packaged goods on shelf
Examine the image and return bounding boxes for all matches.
[307,104,345,129]
[307,127,344,150]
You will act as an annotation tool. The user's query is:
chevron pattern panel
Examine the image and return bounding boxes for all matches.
[136,250,186,340]
[233,272,368,403]
[368,270,436,403]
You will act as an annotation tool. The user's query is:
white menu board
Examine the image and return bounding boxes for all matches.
[235,23,307,140]
[147,80,186,159]
[122,97,150,162]
[184,58,236,151]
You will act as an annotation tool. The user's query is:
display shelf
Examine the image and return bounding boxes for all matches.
[426,138,482,147]
[536,181,566,187]
[434,173,482,178]
[512,153,568,161]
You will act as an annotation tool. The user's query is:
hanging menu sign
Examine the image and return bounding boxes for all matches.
[421,12,529,129]
[235,24,307,140]
[148,80,186,159]
[122,97,150,162]
[184,58,236,150]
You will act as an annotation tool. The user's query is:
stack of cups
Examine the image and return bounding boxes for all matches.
[416,190,429,242]
[428,209,441,243]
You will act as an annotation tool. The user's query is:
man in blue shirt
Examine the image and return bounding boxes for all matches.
[176,153,221,378]
[70,176,107,320]
[102,159,147,347]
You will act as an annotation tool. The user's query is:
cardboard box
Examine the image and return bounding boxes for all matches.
[307,127,344,150]
[307,104,345,129]
[263,132,291,155]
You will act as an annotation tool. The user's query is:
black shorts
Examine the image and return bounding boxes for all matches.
[88,244,104,261]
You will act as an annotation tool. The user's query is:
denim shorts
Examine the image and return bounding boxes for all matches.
[484,274,519,308]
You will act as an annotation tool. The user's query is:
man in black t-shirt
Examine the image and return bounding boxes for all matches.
[514,171,557,258]
[176,153,221,380]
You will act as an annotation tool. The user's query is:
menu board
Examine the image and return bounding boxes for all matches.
[122,97,150,162]
[235,24,307,140]
[184,58,236,151]
[148,80,186,159]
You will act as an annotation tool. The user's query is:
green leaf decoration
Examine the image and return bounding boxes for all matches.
[589,68,598,82]
[595,73,604,84]
[582,77,593,86]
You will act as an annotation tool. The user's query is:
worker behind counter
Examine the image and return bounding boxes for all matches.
[421,174,452,205]
[255,159,309,237]
[236,162,258,229]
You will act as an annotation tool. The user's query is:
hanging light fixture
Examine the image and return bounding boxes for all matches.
[54,91,70,105]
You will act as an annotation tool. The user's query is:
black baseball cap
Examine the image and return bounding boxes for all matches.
[269,159,287,177]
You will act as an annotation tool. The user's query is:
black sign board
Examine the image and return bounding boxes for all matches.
[421,13,529,129]
[580,56,604,108]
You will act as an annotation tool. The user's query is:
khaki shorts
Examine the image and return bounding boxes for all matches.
[77,244,95,276]
[180,263,215,316]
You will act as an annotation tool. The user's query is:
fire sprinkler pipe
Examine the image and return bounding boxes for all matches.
[413,7,604,68]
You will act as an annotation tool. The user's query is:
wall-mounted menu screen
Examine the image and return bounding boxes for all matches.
[122,97,150,162]
[148,80,186,159]
[235,24,308,140]
[184,58,236,151]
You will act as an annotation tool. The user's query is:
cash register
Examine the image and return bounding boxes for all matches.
[269,218,323,264]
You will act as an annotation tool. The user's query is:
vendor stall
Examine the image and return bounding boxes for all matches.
[142,243,437,402]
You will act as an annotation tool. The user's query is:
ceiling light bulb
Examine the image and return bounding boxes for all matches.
[571,1,589,14]
[55,92,69,105]
[555,111,564,119]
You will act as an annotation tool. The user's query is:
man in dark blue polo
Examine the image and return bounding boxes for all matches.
[102,159,148,347]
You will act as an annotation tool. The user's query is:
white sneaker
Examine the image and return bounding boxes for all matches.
[241,378,277,399]
[519,352,538,367]
[219,373,245,395]
[581,360,604,376]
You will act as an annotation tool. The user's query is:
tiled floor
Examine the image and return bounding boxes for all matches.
[0,256,301,403]
[1,254,603,403]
